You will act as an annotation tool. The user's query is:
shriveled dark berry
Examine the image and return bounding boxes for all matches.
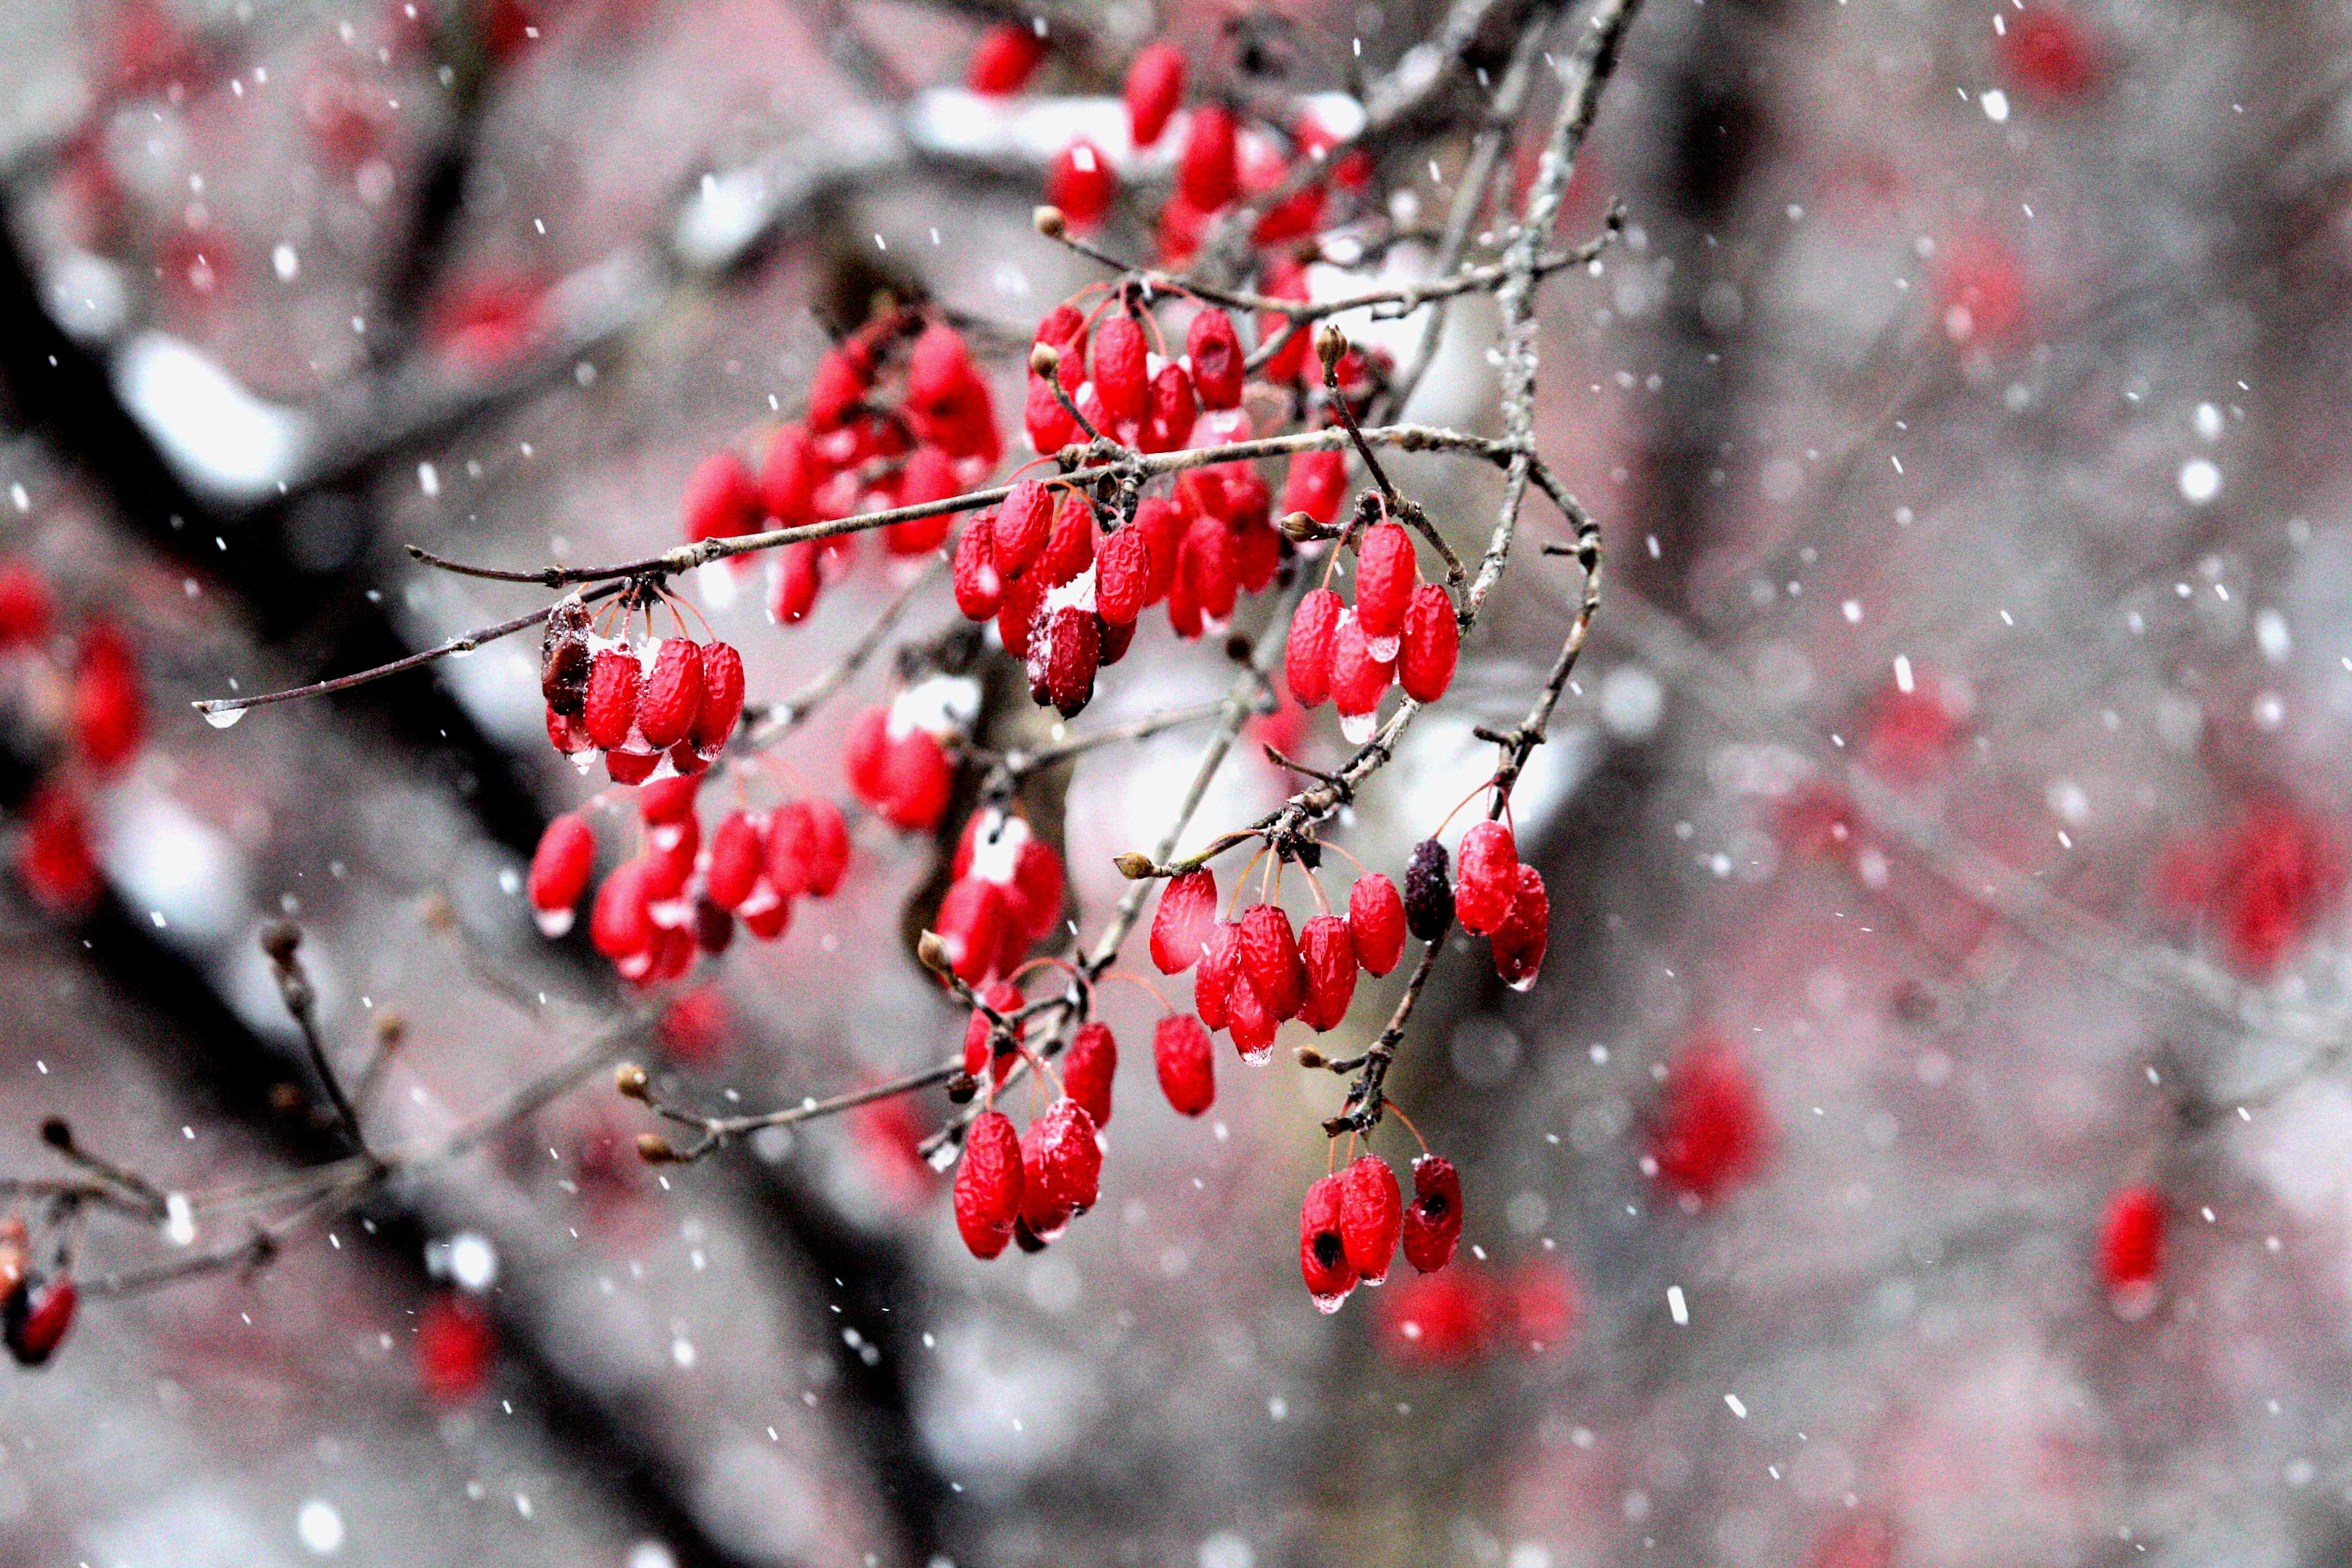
[1404,837,1454,941]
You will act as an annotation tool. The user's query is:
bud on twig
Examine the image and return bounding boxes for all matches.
[1293,1046,1325,1069]
[916,930,952,973]
[39,1117,73,1151]
[1279,510,1325,542]
[614,1062,651,1100]
[1028,342,1062,379]
[1314,323,1349,370]
[260,921,301,967]
[1111,852,1157,880]
[1033,204,1067,238]
[636,1133,680,1164]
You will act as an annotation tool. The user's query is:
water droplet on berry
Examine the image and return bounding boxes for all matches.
[1339,709,1377,745]
[1308,1288,1350,1315]
[201,706,245,729]
[534,908,575,939]
[1236,1042,1273,1066]
[1367,634,1400,663]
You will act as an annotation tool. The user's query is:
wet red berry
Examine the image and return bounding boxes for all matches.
[1453,819,1518,936]
[994,479,1055,575]
[1297,913,1357,1031]
[952,519,1004,621]
[1327,609,1394,722]
[768,538,825,624]
[1150,868,1220,973]
[1285,587,1341,708]
[636,638,704,750]
[1300,1175,1357,1309]
[1063,1021,1117,1129]
[1027,603,1101,718]
[1397,583,1459,703]
[583,647,641,752]
[1153,1013,1215,1114]
[1238,903,1306,1021]
[528,813,596,929]
[1347,873,1406,976]
[1185,309,1245,410]
[954,1110,1025,1259]
[1490,863,1549,990]
[693,642,745,753]
[1400,1154,1462,1273]
[1355,522,1417,645]
[1018,1098,1103,1240]
[1338,1153,1402,1284]
[1194,920,1241,1033]
[1095,525,1153,626]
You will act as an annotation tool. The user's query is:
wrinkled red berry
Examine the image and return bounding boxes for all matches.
[1297,912,1357,1031]
[636,638,703,750]
[1150,868,1219,973]
[1397,582,1459,703]
[1185,309,1245,410]
[1154,1013,1215,1114]
[1027,603,1101,718]
[952,519,1004,621]
[1490,863,1549,990]
[1063,1021,1116,1129]
[1042,491,1098,587]
[1091,315,1149,426]
[1400,1155,1462,1273]
[1096,524,1153,626]
[1238,903,1306,1021]
[1349,873,1406,975]
[583,647,641,752]
[995,480,1055,575]
[1018,1098,1102,1240]
[1355,522,1417,645]
[954,1110,1025,1259]
[1339,1153,1402,1284]
[1285,586,1341,708]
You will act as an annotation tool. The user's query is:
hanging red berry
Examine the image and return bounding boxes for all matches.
[1185,309,1245,410]
[527,813,596,934]
[1063,1021,1116,1129]
[1124,41,1186,147]
[1396,582,1459,703]
[1452,819,1518,936]
[953,1110,1025,1259]
[2100,1184,2165,1318]
[1338,1153,1402,1284]
[1348,873,1406,975]
[1150,868,1219,973]
[1300,1175,1358,1310]
[1285,587,1341,708]
[1154,1013,1215,1115]
[1238,903,1306,1021]
[1400,1155,1462,1272]
[1296,913,1357,1031]
[967,21,1048,94]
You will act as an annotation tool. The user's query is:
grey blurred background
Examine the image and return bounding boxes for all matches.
[1,1,2349,1565]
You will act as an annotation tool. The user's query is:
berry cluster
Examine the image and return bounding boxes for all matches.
[1285,517,1460,742]
[933,806,1067,985]
[1297,1152,1460,1312]
[0,1216,75,1368]
[1030,39,1371,266]
[843,673,977,834]
[527,773,849,986]
[539,591,746,785]
[1401,819,1551,991]
[682,310,1000,623]
[1148,863,1404,1058]
[0,559,149,919]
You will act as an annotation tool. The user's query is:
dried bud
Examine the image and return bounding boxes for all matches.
[1028,341,1062,379]
[373,1013,407,1050]
[1314,322,1349,370]
[614,1062,651,1099]
[1293,1045,1325,1069]
[946,1071,980,1103]
[1112,852,1157,880]
[916,929,952,972]
[1033,204,1068,238]
[39,1117,73,1150]
[260,921,301,966]
[1279,510,1325,541]
[635,1133,680,1164]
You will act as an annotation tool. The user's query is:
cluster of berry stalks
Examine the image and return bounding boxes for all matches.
[0,558,146,920]
[0,1215,75,1367]
[540,589,746,785]
[526,770,850,987]
[679,306,999,627]
[972,29,1370,267]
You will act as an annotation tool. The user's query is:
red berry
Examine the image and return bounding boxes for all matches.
[1185,309,1245,410]
[1124,40,1186,147]
[1453,819,1518,936]
[19,784,100,916]
[1285,587,1341,708]
[1238,903,1305,1021]
[1179,511,1238,624]
[1997,6,2103,100]
[1347,873,1405,976]
[1091,314,1149,426]
[1041,491,1098,587]
[995,479,1055,575]
[1177,103,1238,210]
[1649,1042,1767,1202]
[806,346,869,431]
[762,424,818,525]
[1299,1175,1358,1309]
[953,1110,1024,1259]
[583,647,641,752]
[1095,525,1153,626]
[1338,1153,1402,1284]
[1150,868,1219,974]
[705,811,765,912]
[995,565,1049,661]
[935,875,1008,983]
[1327,609,1394,723]
[888,446,961,555]
[1153,1013,1215,1114]
[0,559,54,647]
[1135,495,1186,603]
[1297,913,1357,1031]
[768,797,850,897]
[1018,1098,1102,1240]
[1397,583,1458,703]
[1355,522,1417,644]
[590,858,654,960]
[844,707,954,832]
[1490,863,1549,991]
[1026,603,1101,719]
[1400,1154,1462,1272]
[768,539,825,624]
[1226,965,1277,1060]
[72,622,143,774]
[1282,449,1347,525]
[952,519,1004,621]
[1140,362,1198,454]
[2100,1185,2165,1315]
[1098,612,1135,668]
[6,1273,76,1366]
[967,21,1047,94]
[636,638,704,750]
[691,641,745,754]
[415,1291,495,1404]
[1194,920,1240,1032]
[638,775,700,827]
[682,450,761,543]
[527,813,596,929]
[1025,369,1080,454]
[1063,1021,1117,1129]
[604,748,660,786]
[1047,138,1117,227]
